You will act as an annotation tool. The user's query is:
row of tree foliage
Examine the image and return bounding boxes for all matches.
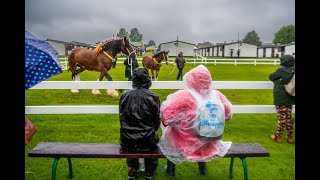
[117,28,155,48]
[240,24,295,46]
[117,25,295,47]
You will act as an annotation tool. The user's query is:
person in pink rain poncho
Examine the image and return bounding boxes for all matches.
[158,65,233,176]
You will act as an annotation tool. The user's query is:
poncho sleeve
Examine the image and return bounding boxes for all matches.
[216,90,233,120]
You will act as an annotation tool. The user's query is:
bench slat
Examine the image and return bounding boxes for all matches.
[28,142,269,159]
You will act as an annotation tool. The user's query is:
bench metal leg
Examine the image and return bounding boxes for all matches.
[229,157,235,179]
[229,157,248,180]
[52,158,60,180]
[68,157,73,179]
[239,157,248,180]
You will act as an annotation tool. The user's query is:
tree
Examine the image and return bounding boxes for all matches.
[129,28,143,42]
[117,28,129,38]
[242,30,262,46]
[147,40,156,47]
[273,25,295,44]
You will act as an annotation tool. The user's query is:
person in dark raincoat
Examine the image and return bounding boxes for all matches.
[119,67,161,180]
[269,54,295,143]
[174,52,186,80]
[124,56,139,81]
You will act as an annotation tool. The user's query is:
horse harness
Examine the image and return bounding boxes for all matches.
[153,53,168,65]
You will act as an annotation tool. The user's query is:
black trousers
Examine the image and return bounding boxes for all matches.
[128,75,132,81]
[127,158,158,173]
[125,68,133,81]
[112,59,117,68]
[177,68,183,80]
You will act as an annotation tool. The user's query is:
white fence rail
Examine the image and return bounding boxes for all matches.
[26,81,295,114]
[26,105,292,114]
[29,81,274,90]
[59,57,280,70]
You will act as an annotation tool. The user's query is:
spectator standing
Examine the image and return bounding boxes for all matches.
[269,54,295,143]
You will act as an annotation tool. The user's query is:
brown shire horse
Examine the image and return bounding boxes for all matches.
[142,51,169,81]
[68,37,136,96]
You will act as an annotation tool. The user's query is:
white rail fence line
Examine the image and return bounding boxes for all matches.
[26,81,295,114]
[59,58,280,70]
[25,105,294,114]
[30,81,274,90]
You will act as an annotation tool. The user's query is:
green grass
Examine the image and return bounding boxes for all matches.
[25,63,295,180]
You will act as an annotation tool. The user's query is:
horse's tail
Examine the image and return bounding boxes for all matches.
[67,56,71,72]
[67,49,77,72]
[68,49,78,80]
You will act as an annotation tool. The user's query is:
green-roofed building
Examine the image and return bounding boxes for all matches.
[130,41,144,55]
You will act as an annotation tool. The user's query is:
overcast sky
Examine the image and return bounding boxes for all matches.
[25,0,295,46]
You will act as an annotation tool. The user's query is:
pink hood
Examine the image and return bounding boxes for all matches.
[183,65,213,95]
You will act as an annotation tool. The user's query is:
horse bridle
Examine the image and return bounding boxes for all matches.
[120,39,137,76]
[122,39,136,58]
[126,47,136,57]
[125,49,137,76]
[153,53,169,65]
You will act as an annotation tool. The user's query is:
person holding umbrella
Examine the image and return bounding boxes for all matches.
[25,30,63,89]
[25,30,63,144]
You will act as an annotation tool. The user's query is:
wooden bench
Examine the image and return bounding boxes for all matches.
[28,142,269,180]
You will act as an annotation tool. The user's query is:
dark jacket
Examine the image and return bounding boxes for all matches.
[119,67,161,152]
[269,55,295,105]
[174,55,186,68]
[124,57,139,78]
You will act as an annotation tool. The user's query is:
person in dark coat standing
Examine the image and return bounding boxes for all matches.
[174,52,186,80]
[237,49,240,57]
[269,54,295,143]
[124,56,139,81]
[119,67,161,180]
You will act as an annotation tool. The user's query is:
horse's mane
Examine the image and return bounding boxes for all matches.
[94,37,129,55]
[153,51,165,58]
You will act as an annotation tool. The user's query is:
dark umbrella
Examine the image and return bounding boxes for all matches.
[25,30,63,90]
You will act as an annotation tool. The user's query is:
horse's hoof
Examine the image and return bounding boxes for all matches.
[92,89,101,94]
[107,89,119,98]
[71,89,79,93]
